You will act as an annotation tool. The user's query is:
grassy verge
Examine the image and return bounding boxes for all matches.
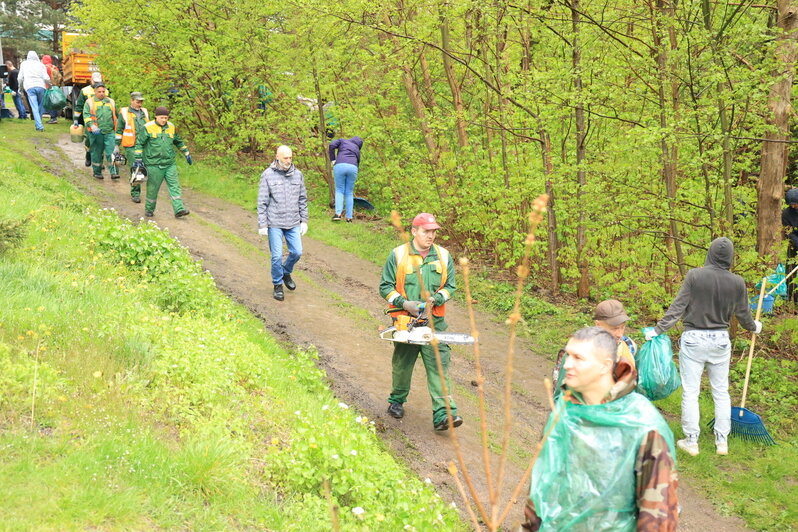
[176,138,797,531]
[0,122,464,531]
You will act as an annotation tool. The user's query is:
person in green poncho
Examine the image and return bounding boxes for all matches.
[523,327,678,532]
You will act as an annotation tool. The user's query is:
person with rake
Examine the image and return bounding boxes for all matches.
[646,237,761,456]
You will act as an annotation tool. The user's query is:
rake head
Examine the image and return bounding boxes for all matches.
[707,407,776,445]
[730,407,775,445]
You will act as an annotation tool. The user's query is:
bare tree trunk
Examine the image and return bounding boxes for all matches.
[480,26,496,162]
[541,130,562,292]
[719,100,735,232]
[758,1,798,262]
[651,0,687,277]
[312,63,334,205]
[418,48,438,110]
[572,0,590,298]
[495,10,511,189]
[440,7,468,147]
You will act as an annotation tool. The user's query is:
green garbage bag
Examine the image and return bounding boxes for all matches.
[44,86,67,111]
[529,393,676,531]
[756,263,787,300]
[635,330,680,401]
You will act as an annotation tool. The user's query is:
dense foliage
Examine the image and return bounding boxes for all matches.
[72,1,795,310]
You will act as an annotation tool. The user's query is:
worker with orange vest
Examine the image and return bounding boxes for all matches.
[116,92,149,203]
[82,83,119,180]
[379,213,461,431]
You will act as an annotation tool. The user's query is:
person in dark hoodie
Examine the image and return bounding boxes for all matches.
[328,136,364,222]
[646,237,761,457]
[783,188,798,303]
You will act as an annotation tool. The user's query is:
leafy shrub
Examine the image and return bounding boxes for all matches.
[86,208,225,314]
[0,217,28,256]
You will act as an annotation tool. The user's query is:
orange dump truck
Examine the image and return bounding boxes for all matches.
[61,32,99,119]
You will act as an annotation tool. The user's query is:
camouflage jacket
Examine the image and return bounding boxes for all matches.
[523,358,679,532]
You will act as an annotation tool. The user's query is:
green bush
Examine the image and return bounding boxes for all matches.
[0,217,27,256]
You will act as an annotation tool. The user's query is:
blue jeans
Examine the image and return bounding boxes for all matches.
[267,226,302,285]
[333,163,358,219]
[26,87,45,130]
[679,329,731,442]
[12,93,27,119]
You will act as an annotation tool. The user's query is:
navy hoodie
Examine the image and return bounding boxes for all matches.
[329,136,363,166]
[655,237,757,333]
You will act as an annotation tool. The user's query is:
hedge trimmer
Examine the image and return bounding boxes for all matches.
[379,303,475,345]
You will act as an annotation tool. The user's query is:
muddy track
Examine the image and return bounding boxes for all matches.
[36,135,749,531]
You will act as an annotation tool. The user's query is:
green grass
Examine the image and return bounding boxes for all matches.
[0,121,465,531]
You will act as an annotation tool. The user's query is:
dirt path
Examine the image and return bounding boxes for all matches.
[38,135,749,531]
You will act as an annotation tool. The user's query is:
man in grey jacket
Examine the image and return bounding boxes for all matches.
[646,237,761,457]
[257,145,309,301]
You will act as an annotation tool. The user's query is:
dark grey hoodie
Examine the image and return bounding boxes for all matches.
[655,237,757,334]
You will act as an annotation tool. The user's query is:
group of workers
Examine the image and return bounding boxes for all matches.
[255,131,798,529]
[16,54,795,528]
[73,73,191,218]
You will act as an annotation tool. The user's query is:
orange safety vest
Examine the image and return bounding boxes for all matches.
[389,242,450,317]
[119,106,149,147]
[88,97,117,130]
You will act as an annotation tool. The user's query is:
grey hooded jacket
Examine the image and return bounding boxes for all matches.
[257,161,308,229]
[655,237,757,334]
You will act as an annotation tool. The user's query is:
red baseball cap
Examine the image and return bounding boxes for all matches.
[412,213,441,230]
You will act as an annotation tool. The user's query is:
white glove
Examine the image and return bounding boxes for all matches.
[258,227,268,236]
[644,328,658,341]
[300,222,308,236]
[754,320,762,334]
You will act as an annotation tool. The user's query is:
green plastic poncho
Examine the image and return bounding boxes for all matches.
[530,392,675,531]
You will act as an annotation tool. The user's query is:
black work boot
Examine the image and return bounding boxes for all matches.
[175,209,190,218]
[283,274,296,291]
[84,152,92,167]
[434,415,463,431]
[387,402,405,419]
[273,284,284,301]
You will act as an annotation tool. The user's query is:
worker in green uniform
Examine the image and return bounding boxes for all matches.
[132,106,191,218]
[379,213,462,431]
[116,92,149,203]
[74,72,103,167]
[82,83,119,180]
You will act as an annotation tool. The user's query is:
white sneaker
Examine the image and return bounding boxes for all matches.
[677,438,699,456]
[716,442,728,455]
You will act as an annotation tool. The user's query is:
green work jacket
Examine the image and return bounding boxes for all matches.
[82,96,117,133]
[133,120,189,168]
[379,241,456,329]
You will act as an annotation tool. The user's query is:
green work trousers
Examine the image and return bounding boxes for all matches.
[145,164,185,214]
[89,132,117,177]
[389,341,458,426]
[124,147,140,199]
